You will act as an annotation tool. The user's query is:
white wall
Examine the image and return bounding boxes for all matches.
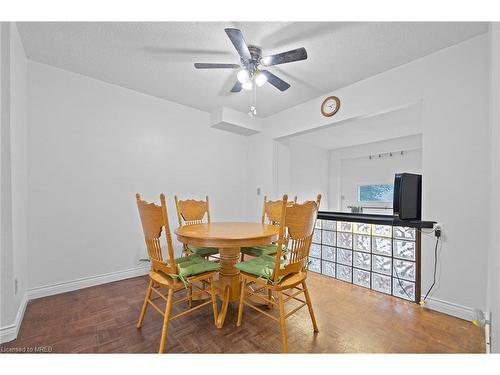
[247,133,276,221]
[268,138,329,211]
[10,22,28,327]
[250,33,490,321]
[0,22,14,332]
[275,140,291,198]
[27,61,250,291]
[285,139,329,207]
[0,22,29,342]
[488,23,500,353]
[418,35,489,319]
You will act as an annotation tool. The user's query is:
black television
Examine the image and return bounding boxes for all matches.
[393,173,422,220]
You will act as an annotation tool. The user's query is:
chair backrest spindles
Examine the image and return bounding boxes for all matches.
[273,194,321,282]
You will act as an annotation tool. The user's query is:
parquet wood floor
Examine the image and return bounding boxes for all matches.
[1,272,485,353]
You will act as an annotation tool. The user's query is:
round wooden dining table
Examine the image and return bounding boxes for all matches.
[175,222,279,328]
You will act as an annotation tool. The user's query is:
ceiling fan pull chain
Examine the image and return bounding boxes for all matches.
[249,81,257,118]
[253,82,257,115]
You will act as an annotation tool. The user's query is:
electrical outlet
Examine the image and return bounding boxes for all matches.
[14,278,18,295]
[433,223,443,238]
[257,188,261,196]
[434,222,443,231]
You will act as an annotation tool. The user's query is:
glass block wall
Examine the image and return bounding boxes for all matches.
[310,219,418,302]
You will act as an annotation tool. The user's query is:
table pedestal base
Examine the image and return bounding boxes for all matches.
[216,247,241,328]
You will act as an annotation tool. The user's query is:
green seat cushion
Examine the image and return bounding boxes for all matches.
[235,254,280,279]
[175,254,219,278]
[241,244,278,257]
[187,244,219,256]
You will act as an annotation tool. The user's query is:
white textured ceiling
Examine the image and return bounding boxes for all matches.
[17,22,488,117]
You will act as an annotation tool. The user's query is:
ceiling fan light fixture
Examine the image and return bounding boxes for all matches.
[261,56,272,65]
[242,80,253,90]
[254,71,267,87]
[237,69,251,83]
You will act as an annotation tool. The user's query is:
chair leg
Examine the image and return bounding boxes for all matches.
[277,291,288,353]
[209,276,218,326]
[240,253,245,262]
[302,281,319,333]
[137,279,153,328]
[236,279,246,327]
[188,284,193,308]
[158,288,174,354]
[267,289,274,309]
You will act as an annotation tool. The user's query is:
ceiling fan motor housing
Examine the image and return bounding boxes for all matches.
[244,45,263,72]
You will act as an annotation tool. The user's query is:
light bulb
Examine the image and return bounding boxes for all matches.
[242,80,253,90]
[254,71,268,87]
[237,69,250,83]
[261,56,272,65]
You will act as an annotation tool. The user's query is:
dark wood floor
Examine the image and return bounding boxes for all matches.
[1,272,485,353]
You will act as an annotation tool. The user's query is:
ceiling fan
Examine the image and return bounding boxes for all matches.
[194,28,308,93]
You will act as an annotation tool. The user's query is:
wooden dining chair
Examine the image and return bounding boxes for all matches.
[240,195,297,262]
[174,195,219,258]
[135,193,219,353]
[236,194,321,353]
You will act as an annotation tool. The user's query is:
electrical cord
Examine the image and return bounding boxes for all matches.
[422,235,440,302]
[392,227,441,302]
[393,262,414,300]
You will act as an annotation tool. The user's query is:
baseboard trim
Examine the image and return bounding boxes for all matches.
[0,293,29,344]
[423,296,474,321]
[27,265,150,300]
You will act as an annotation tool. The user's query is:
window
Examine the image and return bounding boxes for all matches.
[358,184,394,203]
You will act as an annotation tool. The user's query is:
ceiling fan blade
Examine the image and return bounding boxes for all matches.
[261,47,308,66]
[230,81,242,93]
[224,28,252,62]
[194,63,240,69]
[261,70,291,91]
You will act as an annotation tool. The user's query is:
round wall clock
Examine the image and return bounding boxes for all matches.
[321,96,340,117]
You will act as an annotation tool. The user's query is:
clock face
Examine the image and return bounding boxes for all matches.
[321,96,340,117]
